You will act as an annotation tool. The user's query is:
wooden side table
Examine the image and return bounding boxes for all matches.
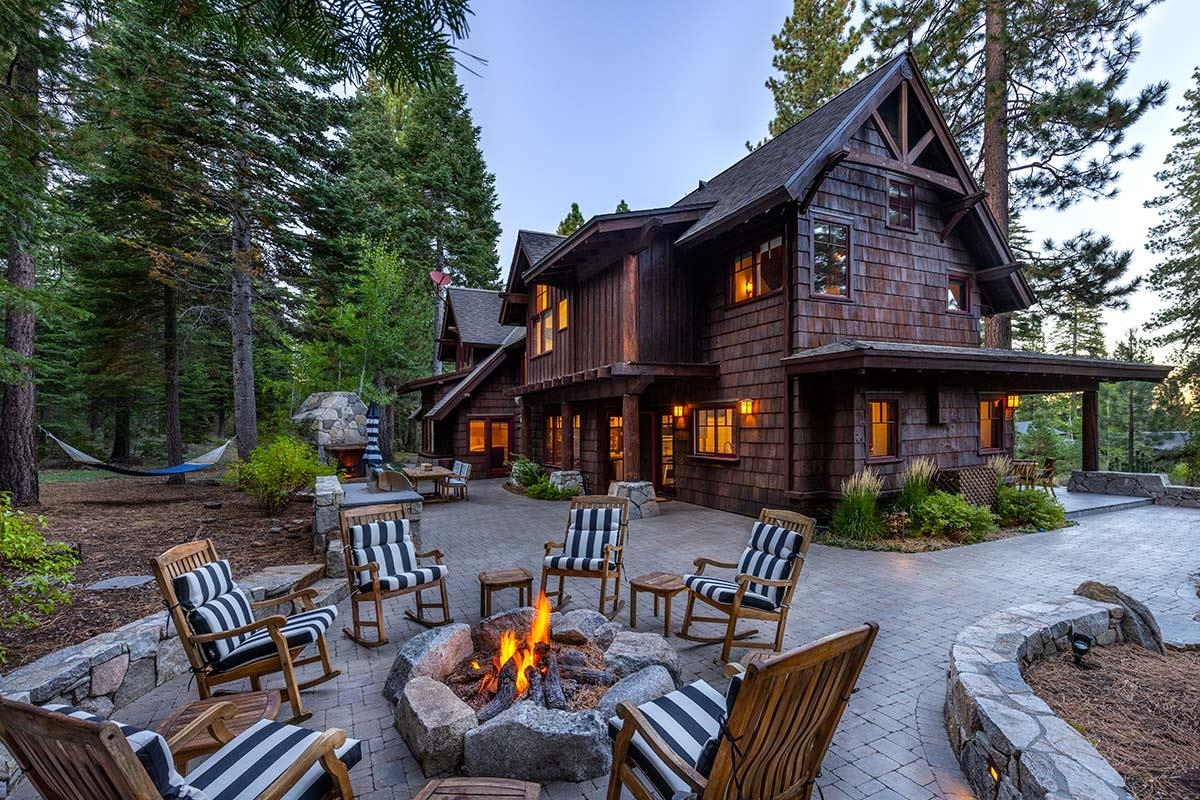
[479,567,534,617]
[155,690,281,770]
[629,571,686,637]
[415,777,541,800]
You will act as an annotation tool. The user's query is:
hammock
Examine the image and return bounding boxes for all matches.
[42,428,234,477]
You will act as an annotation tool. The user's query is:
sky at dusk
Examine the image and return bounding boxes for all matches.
[456,0,1199,356]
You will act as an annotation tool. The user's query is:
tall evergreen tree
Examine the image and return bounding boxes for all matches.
[868,0,1165,347]
[615,199,630,213]
[1110,329,1153,466]
[1146,67,1200,384]
[1050,300,1106,359]
[557,202,585,236]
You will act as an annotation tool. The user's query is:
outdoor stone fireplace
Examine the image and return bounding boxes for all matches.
[383,600,680,782]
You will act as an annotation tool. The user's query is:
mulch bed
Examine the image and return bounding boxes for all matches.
[0,473,316,672]
[1024,644,1200,799]
[818,526,1047,552]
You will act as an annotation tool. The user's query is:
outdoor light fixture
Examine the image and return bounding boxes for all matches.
[672,404,685,418]
[739,399,754,415]
[1069,626,1094,668]
[1006,394,1021,410]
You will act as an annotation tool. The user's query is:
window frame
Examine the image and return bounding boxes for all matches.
[886,179,916,232]
[810,215,853,302]
[865,394,901,463]
[692,405,738,460]
[529,285,555,358]
[947,273,972,315]
[978,395,1006,453]
[545,414,563,465]
[557,297,569,330]
[727,233,786,306]
[467,418,487,454]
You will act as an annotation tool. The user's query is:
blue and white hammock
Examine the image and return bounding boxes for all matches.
[42,428,234,477]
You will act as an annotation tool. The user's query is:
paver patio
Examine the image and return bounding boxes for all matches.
[20,479,1198,800]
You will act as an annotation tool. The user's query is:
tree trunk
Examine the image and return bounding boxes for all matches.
[375,369,393,462]
[110,401,132,462]
[163,284,185,484]
[982,0,1011,350]
[1126,383,1135,467]
[0,30,41,506]
[230,161,258,459]
[216,407,226,439]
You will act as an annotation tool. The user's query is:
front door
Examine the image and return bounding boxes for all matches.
[469,418,512,477]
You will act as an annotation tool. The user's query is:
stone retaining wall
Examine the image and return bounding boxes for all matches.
[945,596,1132,800]
[1068,470,1200,508]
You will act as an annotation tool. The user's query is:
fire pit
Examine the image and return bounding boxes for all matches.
[383,593,680,782]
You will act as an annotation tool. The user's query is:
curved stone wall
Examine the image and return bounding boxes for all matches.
[945,596,1132,800]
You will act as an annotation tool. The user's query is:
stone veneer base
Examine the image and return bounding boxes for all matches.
[1067,470,1200,508]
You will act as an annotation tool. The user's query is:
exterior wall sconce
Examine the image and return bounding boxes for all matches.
[672,404,685,418]
[739,399,754,415]
[1006,394,1021,410]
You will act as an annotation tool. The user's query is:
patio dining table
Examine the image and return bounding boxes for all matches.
[402,465,455,503]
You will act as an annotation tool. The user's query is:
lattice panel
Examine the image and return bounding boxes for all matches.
[935,465,998,510]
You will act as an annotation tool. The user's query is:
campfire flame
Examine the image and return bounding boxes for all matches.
[493,590,553,696]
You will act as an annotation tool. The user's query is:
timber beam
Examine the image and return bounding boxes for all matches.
[798,148,850,213]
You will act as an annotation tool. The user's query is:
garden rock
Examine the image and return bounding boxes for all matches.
[549,470,583,493]
[551,609,608,645]
[383,624,473,704]
[89,654,129,697]
[593,621,622,650]
[596,666,675,718]
[394,676,476,777]
[604,631,680,684]
[155,637,191,685]
[462,704,610,782]
[114,658,157,709]
[608,480,659,519]
[1074,581,1164,654]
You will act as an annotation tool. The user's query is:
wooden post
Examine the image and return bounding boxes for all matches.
[561,400,574,470]
[1082,390,1099,471]
[519,402,532,459]
[622,253,639,363]
[622,393,640,481]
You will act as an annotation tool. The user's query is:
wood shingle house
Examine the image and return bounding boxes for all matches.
[408,54,1170,515]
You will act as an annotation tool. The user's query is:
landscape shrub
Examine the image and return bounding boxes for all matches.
[912,491,996,541]
[831,469,884,541]
[1168,462,1190,486]
[524,476,579,501]
[0,492,78,663]
[225,436,333,515]
[881,510,911,537]
[995,485,1068,530]
[986,454,1013,488]
[893,457,936,514]
[509,456,545,488]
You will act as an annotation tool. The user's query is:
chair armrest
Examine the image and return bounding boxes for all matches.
[189,615,286,644]
[415,549,444,564]
[543,540,563,556]
[251,588,318,611]
[734,573,794,588]
[166,701,238,761]
[721,662,748,679]
[258,728,353,800]
[345,562,377,574]
[613,703,706,794]
[692,557,738,575]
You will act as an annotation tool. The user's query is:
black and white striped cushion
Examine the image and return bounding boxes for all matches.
[173,560,237,609]
[352,540,417,575]
[682,575,778,612]
[544,555,616,572]
[606,680,725,800]
[215,606,337,670]
[349,519,408,548]
[747,521,804,559]
[735,547,793,607]
[564,508,622,561]
[43,705,208,799]
[185,718,361,800]
[368,565,448,592]
[188,588,256,665]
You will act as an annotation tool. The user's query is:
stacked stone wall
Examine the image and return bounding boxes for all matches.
[1068,470,1200,508]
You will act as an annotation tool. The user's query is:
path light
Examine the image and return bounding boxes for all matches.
[1069,626,1094,668]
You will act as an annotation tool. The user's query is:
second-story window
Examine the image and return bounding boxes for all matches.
[557,297,569,330]
[531,285,554,356]
[731,235,785,303]
[887,180,915,230]
[812,220,851,298]
[947,274,970,313]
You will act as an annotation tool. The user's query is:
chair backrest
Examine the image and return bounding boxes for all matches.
[703,623,879,800]
[0,697,163,800]
[564,495,630,564]
[339,502,417,547]
[150,539,223,675]
[734,509,815,608]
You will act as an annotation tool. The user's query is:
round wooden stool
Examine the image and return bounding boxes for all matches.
[416,777,541,800]
[478,566,534,617]
[629,571,686,637]
[155,690,281,770]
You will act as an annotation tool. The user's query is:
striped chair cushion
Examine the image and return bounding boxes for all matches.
[682,575,777,612]
[349,519,408,549]
[215,606,337,671]
[735,547,793,607]
[606,680,725,800]
[352,540,417,575]
[368,565,448,592]
[747,521,804,559]
[187,588,256,665]
[544,555,615,573]
[43,705,208,800]
[173,560,237,609]
[564,508,622,561]
[185,719,361,800]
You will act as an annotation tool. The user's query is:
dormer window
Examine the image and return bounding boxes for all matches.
[731,235,784,303]
[887,180,915,230]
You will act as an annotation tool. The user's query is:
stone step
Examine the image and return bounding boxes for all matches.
[309,577,349,608]
[1063,496,1154,520]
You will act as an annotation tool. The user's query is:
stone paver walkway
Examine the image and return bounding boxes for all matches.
[24,480,1198,800]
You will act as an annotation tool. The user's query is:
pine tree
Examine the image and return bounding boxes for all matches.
[1051,300,1106,358]
[557,203,585,236]
[868,0,1165,347]
[1109,329,1153,467]
[615,199,631,213]
[1146,67,1200,383]
[755,0,863,149]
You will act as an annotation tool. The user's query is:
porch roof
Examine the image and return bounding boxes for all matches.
[781,339,1172,384]
[426,328,525,421]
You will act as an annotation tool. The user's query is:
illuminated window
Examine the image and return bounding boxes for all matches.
[868,399,898,460]
[812,220,850,297]
[469,420,486,453]
[887,180,915,230]
[545,415,563,464]
[557,297,569,330]
[573,414,581,464]
[530,285,554,356]
[732,235,784,303]
[948,274,970,313]
[531,316,543,356]
[979,397,1005,451]
[694,407,736,457]
[534,285,549,313]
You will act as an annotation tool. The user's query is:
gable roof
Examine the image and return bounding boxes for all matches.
[426,327,525,421]
[518,230,565,265]
[444,287,517,347]
[499,229,565,326]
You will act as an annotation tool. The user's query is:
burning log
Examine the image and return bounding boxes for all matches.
[477,659,518,722]
[559,649,588,667]
[540,649,567,710]
[523,664,544,706]
[558,664,616,686]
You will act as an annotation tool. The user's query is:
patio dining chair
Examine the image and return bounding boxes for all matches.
[1038,457,1057,496]
[339,504,452,648]
[678,509,815,662]
[446,460,471,500]
[541,495,630,618]
[151,541,340,724]
[1011,459,1038,490]
[0,696,359,800]
[607,623,878,800]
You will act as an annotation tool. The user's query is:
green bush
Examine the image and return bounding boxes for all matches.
[996,486,1068,530]
[524,476,579,501]
[831,469,884,541]
[0,492,78,663]
[1169,462,1190,486]
[893,457,936,514]
[510,456,545,488]
[225,436,333,515]
[912,491,996,541]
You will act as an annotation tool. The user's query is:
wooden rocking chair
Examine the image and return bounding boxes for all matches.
[678,509,815,662]
[340,503,452,648]
[151,541,341,724]
[0,696,359,800]
[608,623,878,800]
[540,495,630,618]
